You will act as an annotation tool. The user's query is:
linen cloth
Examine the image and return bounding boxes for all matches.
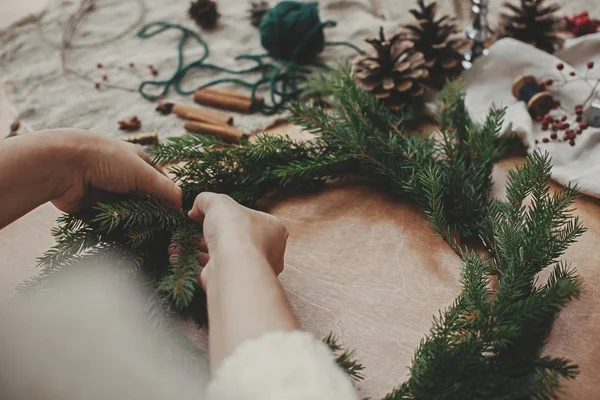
[464,35,600,198]
[0,0,436,138]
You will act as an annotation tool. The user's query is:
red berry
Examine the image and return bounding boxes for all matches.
[563,134,569,141]
[555,100,561,107]
[102,74,108,81]
[557,63,565,70]
[560,115,567,122]
[543,114,551,121]
[569,139,576,146]
[588,61,594,69]
[570,71,576,76]
[580,121,589,129]
[575,104,583,109]
[550,132,558,139]
[151,69,159,77]
[576,128,582,135]
[542,138,550,143]
[538,83,546,91]
[97,63,103,69]
[545,79,554,85]
[536,115,542,122]
[576,115,583,122]
[576,109,583,115]
[542,125,548,131]
[129,62,135,68]
[566,129,574,137]
[94,82,100,89]
[563,123,570,129]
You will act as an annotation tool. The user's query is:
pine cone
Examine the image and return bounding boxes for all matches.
[353,27,429,110]
[498,0,563,54]
[402,0,469,89]
[249,1,269,28]
[189,0,219,30]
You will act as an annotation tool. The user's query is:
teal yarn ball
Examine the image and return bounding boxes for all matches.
[259,1,327,64]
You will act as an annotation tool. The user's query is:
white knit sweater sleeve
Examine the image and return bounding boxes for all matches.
[207,330,360,400]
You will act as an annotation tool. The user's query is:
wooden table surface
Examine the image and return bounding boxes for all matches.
[1,2,600,398]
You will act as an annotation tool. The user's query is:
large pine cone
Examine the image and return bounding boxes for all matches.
[498,0,563,54]
[353,28,429,110]
[403,0,469,88]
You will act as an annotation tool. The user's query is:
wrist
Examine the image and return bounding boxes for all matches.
[202,245,273,289]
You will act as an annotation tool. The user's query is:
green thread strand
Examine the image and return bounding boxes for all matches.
[136,2,363,114]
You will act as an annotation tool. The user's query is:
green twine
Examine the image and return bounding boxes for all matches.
[136,1,362,115]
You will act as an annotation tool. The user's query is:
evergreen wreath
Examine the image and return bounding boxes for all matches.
[22,69,584,399]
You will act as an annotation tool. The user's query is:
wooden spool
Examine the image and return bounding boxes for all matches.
[511,74,553,117]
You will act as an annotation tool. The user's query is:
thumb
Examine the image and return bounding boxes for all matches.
[188,192,220,222]
[136,163,182,209]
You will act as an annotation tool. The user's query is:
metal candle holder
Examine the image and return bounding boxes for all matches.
[463,0,490,69]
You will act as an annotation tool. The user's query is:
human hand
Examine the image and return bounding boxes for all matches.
[45,129,182,212]
[187,192,289,288]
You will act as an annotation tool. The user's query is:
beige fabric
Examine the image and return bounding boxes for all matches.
[0,0,445,138]
[464,35,600,198]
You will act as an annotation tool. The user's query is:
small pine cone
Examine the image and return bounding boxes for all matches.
[189,0,219,30]
[353,27,429,110]
[498,0,564,54]
[402,0,469,89]
[249,1,269,28]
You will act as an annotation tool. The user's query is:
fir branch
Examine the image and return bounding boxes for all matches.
[92,197,185,233]
[158,224,203,309]
[324,333,365,382]
[394,151,583,400]
[150,134,225,165]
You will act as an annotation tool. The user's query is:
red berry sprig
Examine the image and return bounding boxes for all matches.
[535,107,590,147]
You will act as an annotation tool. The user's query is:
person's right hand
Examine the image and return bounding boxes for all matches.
[187,193,289,288]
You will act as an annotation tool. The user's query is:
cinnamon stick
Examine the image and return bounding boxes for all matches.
[184,120,245,142]
[193,90,253,114]
[203,87,264,104]
[171,104,233,126]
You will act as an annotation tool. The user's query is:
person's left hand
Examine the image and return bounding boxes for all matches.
[43,129,182,212]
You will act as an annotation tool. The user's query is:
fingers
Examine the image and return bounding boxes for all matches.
[135,161,183,209]
[193,237,209,253]
[132,144,170,177]
[196,251,210,267]
[132,144,152,164]
[188,192,228,222]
